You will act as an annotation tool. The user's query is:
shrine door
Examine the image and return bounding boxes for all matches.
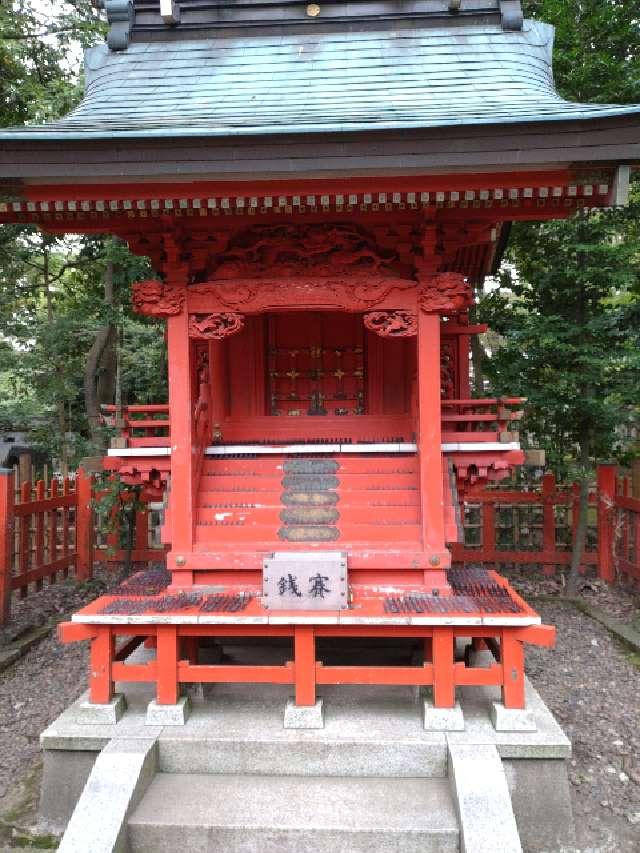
[267,312,365,417]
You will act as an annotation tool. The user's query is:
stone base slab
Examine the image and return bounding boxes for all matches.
[423,700,464,731]
[283,698,324,729]
[146,697,191,726]
[73,693,126,725]
[491,701,537,732]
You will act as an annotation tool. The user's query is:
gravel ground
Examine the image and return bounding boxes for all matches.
[0,567,638,851]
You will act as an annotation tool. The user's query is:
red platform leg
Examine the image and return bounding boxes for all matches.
[432,628,455,708]
[182,636,199,664]
[157,625,179,705]
[294,625,316,706]
[89,628,114,704]
[501,632,525,709]
[424,637,433,663]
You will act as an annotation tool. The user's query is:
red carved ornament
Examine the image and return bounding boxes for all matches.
[418,273,473,314]
[189,278,417,313]
[363,310,417,338]
[132,280,185,316]
[209,222,403,279]
[189,312,245,340]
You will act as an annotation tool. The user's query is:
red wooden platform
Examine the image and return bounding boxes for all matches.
[59,566,554,710]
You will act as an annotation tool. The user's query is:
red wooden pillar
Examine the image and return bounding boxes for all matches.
[76,467,94,581]
[0,469,15,625]
[89,628,115,704]
[500,632,525,709]
[417,310,448,575]
[156,624,180,704]
[597,463,617,584]
[294,625,316,706]
[166,307,196,581]
[432,628,455,708]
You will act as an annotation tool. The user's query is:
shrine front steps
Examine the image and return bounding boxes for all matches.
[127,773,458,853]
[43,678,575,853]
[195,453,424,547]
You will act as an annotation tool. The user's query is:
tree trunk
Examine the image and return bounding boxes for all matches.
[96,327,117,405]
[123,505,136,576]
[84,262,115,447]
[566,432,591,597]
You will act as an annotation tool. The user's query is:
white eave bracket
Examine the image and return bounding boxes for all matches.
[612,165,631,206]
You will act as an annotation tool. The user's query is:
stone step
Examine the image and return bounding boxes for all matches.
[156,684,447,778]
[127,773,459,853]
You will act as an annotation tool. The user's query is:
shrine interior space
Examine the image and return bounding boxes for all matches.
[1,0,640,717]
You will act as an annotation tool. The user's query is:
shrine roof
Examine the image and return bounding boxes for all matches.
[1,19,639,141]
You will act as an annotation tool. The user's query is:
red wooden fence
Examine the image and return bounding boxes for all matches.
[0,467,93,625]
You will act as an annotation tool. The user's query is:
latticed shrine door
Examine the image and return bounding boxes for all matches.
[267,312,365,416]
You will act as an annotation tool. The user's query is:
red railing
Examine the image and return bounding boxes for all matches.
[441,397,524,441]
[101,404,170,447]
[0,468,93,624]
[451,471,599,573]
[103,398,525,447]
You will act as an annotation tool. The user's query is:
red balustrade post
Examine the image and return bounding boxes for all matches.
[135,507,149,556]
[76,467,94,581]
[596,463,617,584]
[482,499,496,559]
[0,469,15,625]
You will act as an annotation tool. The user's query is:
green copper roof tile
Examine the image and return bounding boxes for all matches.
[1,20,639,140]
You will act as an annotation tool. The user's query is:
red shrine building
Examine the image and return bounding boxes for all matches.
[1,0,639,718]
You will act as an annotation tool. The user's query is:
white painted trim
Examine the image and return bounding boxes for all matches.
[72,612,539,627]
[441,442,520,452]
[107,441,519,458]
[107,447,171,457]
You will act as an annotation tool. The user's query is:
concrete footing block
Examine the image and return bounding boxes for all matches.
[423,700,464,731]
[73,694,126,725]
[57,738,157,853]
[491,702,536,732]
[283,698,324,729]
[146,697,190,726]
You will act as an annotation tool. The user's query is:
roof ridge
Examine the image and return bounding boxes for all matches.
[95,0,523,51]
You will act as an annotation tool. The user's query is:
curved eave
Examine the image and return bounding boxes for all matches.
[1,104,640,142]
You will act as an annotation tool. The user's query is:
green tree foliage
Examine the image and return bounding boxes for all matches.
[523,0,640,104]
[482,206,640,475]
[481,1,640,589]
[0,4,165,468]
